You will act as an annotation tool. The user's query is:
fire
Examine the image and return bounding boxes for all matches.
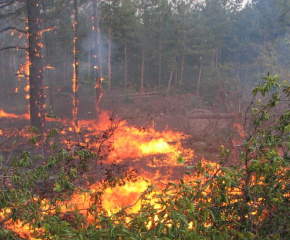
[233,123,245,138]
[108,126,188,163]
[65,111,195,166]
[45,65,55,69]
[0,108,19,118]
[232,122,246,148]
[0,109,198,238]
[24,85,30,91]
[39,27,56,36]
[102,179,150,214]
[0,108,29,120]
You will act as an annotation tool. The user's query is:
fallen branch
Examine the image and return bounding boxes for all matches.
[188,112,239,119]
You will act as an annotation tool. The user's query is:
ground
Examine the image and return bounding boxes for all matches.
[0,87,243,182]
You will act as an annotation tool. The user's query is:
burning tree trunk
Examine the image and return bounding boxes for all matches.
[93,0,103,111]
[27,0,45,134]
[43,2,54,110]
[73,0,79,130]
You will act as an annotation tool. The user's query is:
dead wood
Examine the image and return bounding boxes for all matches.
[187,110,239,119]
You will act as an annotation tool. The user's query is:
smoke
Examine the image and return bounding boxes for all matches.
[242,0,251,8]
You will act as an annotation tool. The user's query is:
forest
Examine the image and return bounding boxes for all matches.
[1,0,290,116]
[0,0,290,239]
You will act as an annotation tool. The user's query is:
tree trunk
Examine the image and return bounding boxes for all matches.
[179,54,184,84]
[215,51,218,68]
[158,20,162,86]
[196,57,203,95]
[88,36,91,81]
[167,53,176,93]
[64,0,69,83]
[72,0,79,130]
[107,27,111,92]
[12,39,16,73]
[2,51,5,82]
[124,37,128,90]
[93,0,102,112]
[43,2,54,110]
[174,69,177,84]
[140,50,145,93]
[196,33,204,95]
[27,0,45,134]
[64,43,68,82]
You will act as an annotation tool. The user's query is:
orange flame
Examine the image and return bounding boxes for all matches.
[233,123,245,138]
[0,110,199,237]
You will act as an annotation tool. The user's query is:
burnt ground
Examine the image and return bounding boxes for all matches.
[0,87,243,183]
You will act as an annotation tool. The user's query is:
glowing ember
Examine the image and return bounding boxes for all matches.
[233,123,245,138]
[24,85,30,91]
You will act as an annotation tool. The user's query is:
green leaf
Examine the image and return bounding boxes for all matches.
[176,155,184,164]
[185,165,195,169]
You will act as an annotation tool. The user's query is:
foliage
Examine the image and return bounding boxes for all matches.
[3,0,290,108]
[0,75,289,239]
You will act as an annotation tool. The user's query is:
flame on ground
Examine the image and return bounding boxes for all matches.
[1,110,244,238]
[0,108,29,119]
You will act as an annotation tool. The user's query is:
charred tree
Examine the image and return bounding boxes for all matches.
[93,0,102,111]
[27,0,45,134]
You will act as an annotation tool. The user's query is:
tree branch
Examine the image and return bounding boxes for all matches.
[0,46,28,51]
[0,26,27,34]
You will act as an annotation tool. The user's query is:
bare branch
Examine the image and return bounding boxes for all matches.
[0,46,27,51]
[0,26,27,34]
[0,4,26,19]
[0,1,15,9]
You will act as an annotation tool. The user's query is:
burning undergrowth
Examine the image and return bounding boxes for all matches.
[0,107,199,238]
[1,76,290,239]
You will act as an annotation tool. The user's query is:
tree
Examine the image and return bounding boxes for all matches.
[27,0,45,134]
[72,0,80,131]
[0,0,46,134]
[92,0,102,111]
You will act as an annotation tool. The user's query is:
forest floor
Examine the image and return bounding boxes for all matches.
[0,87,243,180]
